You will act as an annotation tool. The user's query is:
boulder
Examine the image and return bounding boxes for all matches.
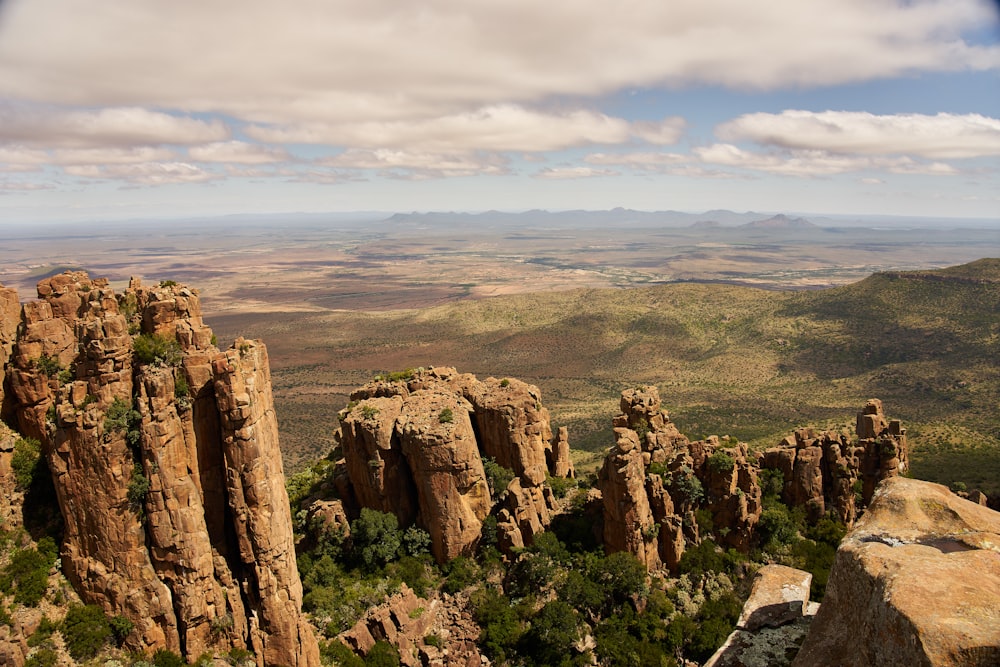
[737,565,813,632]
[793,477,1000,667]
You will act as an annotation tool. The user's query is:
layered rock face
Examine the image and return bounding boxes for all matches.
[1,272,318,666]
[794,477,1000,667]
[336,366,574,562]
[759,398,909,525]
[599,386,762,571]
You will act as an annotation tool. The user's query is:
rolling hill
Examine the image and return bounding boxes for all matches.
[209,259,1000,495]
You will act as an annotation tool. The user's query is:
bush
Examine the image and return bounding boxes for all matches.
[759,468,784,499]
[127,463,151,515]
[1,544,53,607]
[321,640,364,667]
[133,333,182,366]
[11,438,42,490]
[351,509,402,570]
[443,556,477,594]
[707,452,736,475]
[110,614,134,645]
[104,397,141,449]
[24,648,58,667]
[360,404,380,420]
[438,408,454,423]
[61,604,112,660]
[482,457,515,497]
[546,473,576,499]
[152,648,187,667]
[32,354,62,378]
[365,641,401,666]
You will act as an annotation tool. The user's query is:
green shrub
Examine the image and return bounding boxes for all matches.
[351,508,402,570]
[424,633,442,649]
[668,467,704,505]
[152,648,187,667]
[134,333,182,366]
[1,544,52,607]
[32,354,62,378]
[321,640,364,667]
[386,369,416,382]
[227,646,254,666]
[158,280,178,288]
[482,457,515,497]
[632,418,650,442]
[401,526,431,557]
[174,372,189,400]
[499,378,510,387]
[61,604,112,660]
[759,468,784,499]
[360,404,380,420]
[24,648,58,667]
[546,473,576,499]
[127,463,151,514]
[438,408,454,424]
[707,451,736,475]
[104,397,141,449]
[11,438,42,490]
[443,556,477,594]
[110,614,134,645]
[364,641,401,667]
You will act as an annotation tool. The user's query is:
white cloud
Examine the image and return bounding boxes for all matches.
[188,141,289,164]
[65,162,219,186]
[248,105,668,153]
[717,111,1000,159]
[694,143,961,177]
[0,0,993,128]
[0,102,229,148]
[321,149,508,177]
[585,152,688,168]
[534,166,618,179]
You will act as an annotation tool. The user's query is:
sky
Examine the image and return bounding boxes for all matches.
[0,0,998,224]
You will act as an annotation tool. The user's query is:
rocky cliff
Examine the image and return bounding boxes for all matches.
[759,398,909,526]
[334,366,574,563]
[0,272,319,666]
[598,386,762,571]
[793,477,1000,666]
[598,387,911,571]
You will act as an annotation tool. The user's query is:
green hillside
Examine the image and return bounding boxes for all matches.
[210,259,1000,495]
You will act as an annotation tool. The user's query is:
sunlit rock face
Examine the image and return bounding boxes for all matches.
[793,477,1000,667]
[337,366,574,562]
[2,272,319,667]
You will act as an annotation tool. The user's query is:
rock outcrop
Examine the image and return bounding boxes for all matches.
[336,367,573,562]
[340,585,484,667]
[0,281,19,422]
[599,386,762,571]
[706,565,818,667]
[759,399,909,525]
[793,477,1000,667]
[1,272,319,666]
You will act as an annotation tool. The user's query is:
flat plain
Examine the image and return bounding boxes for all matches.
[2,212,998,491]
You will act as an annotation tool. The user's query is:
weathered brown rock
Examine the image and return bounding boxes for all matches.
[337,367,571,561]
[340,585,484,667]
[737,565,813,632]
[2,273,320,666]
[601,387,762,570]
[793,477,1000,667]
[213,339,321,667]
[339,395,416,525]
[599,428,661,569]
[760,402,907,525]
[397,391,491,562]
[496,477,557,551]
[0,282,19,421]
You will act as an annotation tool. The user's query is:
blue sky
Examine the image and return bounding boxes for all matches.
[0,0,997,224]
